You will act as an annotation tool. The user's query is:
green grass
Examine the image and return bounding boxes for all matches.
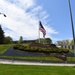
[0,64,75,75]
[0,44,13,54]
[0,56,63,62]
[1,56,75,62]
[69,49,74,53]
[67,57,75,62]
[0,44,75,63]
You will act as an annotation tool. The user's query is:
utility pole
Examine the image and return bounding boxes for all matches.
[68,0,75,56]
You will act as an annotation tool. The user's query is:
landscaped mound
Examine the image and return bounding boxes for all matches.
[13,43,69,54]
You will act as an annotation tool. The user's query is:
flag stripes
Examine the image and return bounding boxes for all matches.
[39,21,46,37]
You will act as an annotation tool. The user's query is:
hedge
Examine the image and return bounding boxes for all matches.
[13,44,69,54]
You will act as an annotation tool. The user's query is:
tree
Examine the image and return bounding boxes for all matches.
[45,38,52,45]
[0,25,5,44]
[70,40,74,46]
[56,41,63,46]
[18,36,23,44]
[65,39,70,45]
[4,36,13,44]
[37,38,52,45]
[56,39,73,46]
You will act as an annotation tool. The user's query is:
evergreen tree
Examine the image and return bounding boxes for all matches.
[0,25,5,44]
[18,36,23,44]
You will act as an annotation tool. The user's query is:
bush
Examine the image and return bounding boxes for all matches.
[23,46,29,51]
[30,47,39,52]
[39,48,48,53]
[13,44,69,54]
[61,48,69,53]
[18,45,24,50]
[49,44,56,47]
[13,44,22,50]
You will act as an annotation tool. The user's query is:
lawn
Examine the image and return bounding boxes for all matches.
[0,44,13,54]
[67,57,75,62]
[0,64,75,75]
[0,56,63,62]
[0,44,75,63]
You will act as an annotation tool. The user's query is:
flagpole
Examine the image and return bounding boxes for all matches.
[43,36,45,44]
[68,0,75,56]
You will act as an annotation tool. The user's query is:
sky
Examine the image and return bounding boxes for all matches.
[0,0,75,43]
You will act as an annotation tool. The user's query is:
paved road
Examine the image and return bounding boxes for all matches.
[0,59,75,66]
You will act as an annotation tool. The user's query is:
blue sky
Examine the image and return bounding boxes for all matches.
[37,0,75,41]
[0,0,75,43]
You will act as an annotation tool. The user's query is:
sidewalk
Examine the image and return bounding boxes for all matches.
[0,59,75,66]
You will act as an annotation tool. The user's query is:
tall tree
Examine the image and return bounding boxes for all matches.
[0,25,5,44]
[56,39,73,46]
[18,36,23,44]
[4,36,13,44]
[38,38,52,45]
[70,40,74,46]
[65,39,70,45]
[45,38,52,45]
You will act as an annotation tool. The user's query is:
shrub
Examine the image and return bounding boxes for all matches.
[13,44,69,54]
[13,44,22,50]
[49,44,56,47]
[23,46,29,51]
[40,48,48,53]
[29,47,39,52]
[62,48,69,53]
[18,45,24,50]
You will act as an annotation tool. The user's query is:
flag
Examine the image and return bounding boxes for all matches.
[39,21,46,37]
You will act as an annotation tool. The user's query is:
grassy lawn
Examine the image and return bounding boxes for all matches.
[0,44,13,54]
[0,56,75,63]
[0,44,75,63]
[67,57,75,62]
[0,56,63,62]
[0,64,75,75]
[69,49,74,53]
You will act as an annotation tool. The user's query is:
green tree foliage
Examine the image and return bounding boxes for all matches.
[56,39,73,46]
[0,25,5,44]
[18,36,23,44]
[70,40,74,46]
[39,38,44,44]
[56,41,63,46]
[37,38,52,45]
[45,38,52,45]
[4,36,13,44]
[65,40,70,45]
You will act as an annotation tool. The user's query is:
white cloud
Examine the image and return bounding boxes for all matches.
[0,0,58,40]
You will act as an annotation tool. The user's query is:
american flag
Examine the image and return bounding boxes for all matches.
[39,21,46,37]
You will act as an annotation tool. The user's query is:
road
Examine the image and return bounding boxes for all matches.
[0,59,75,66]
